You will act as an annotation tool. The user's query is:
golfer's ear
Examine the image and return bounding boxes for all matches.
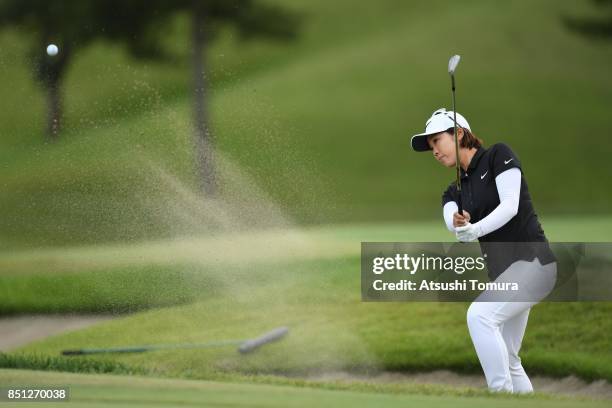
[457,128,464,141]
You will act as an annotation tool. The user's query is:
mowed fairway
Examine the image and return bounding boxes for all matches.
[1,369,609,408]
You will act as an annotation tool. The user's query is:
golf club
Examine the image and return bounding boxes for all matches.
[448,54,462,215]
[61,326,289,356]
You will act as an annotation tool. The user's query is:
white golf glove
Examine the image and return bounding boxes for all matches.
[455,222,482,242]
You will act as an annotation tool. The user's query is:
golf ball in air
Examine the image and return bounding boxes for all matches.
[46,44,58,56]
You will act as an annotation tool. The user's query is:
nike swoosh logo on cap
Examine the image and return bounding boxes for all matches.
[504,158,514,165]
[481,171,488,180]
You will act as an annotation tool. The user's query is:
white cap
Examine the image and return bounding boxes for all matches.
[411,108,471,152]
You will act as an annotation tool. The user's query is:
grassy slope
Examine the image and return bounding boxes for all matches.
[3,220,610,383]
[3,369,609,407]
[0,0,611,248]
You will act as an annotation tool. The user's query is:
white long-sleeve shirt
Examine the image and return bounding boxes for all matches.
[443,167,521,237]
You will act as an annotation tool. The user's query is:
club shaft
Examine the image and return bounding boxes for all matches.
[61,327,290,356]
[238,326,288,354]
[451,76,463,215]
[62,339,243,355]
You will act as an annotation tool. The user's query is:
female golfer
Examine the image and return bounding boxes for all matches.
[411,108,557,393]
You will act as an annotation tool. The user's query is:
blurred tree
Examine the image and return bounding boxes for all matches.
[0,0,299,195]
[184,0,299,194]
[565,0,612,39]
[0,0,175,141]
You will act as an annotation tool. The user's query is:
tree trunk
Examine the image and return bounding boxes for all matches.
[36,43,70,142]
[192,4,217,196]
[47,79,61,141]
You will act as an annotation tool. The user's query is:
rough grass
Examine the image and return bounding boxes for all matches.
[0,354,146,376]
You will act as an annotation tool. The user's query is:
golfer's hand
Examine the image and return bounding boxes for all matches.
[455,222,482,242]
[453,210,471,227]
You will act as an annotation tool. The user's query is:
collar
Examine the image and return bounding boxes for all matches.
[460,146,486,177]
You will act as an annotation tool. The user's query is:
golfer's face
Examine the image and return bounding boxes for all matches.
[428,132,456,168]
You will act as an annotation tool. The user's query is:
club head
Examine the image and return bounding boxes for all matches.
[448,55,461,75]
[238,326,289,354]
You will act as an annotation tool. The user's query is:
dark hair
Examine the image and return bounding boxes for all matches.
[446,127,483,149]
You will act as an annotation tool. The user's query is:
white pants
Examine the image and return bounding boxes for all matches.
[467,257,557,393]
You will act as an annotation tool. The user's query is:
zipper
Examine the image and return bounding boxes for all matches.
[463,172,473,210]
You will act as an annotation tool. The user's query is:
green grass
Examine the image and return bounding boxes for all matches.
[14,287,606,382]
[0,265,214,314]
[3,221,612,381]
[0,0,611,248]
[1,369,610,407]
[2,218,611,313]
[2,220,610,384]
[0,355,146,376]
[2,1,611,399]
